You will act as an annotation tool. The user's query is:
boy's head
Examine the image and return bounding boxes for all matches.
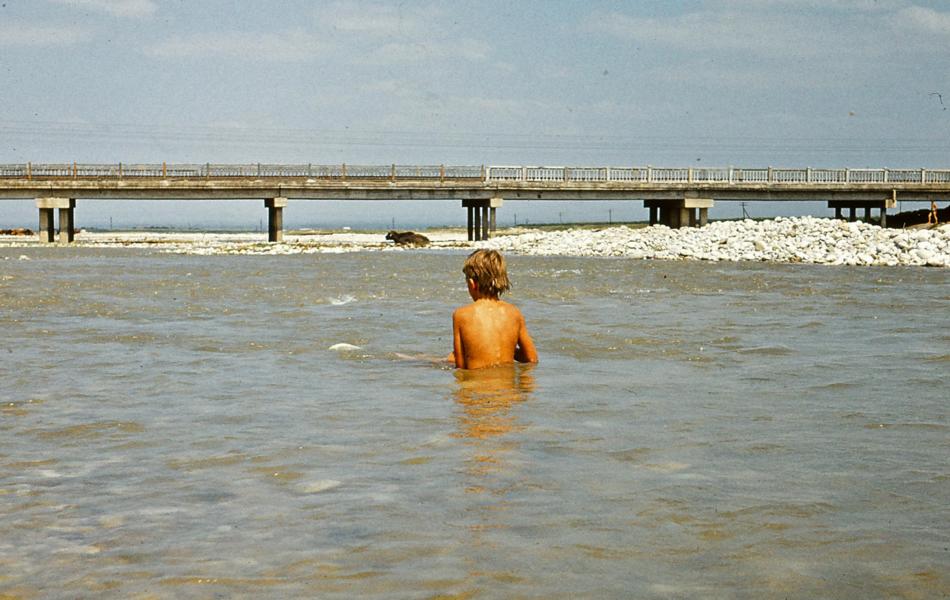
[463,249,511,298]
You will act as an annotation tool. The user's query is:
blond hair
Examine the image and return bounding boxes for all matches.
[463,249,511,297]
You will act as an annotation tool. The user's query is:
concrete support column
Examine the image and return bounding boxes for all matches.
[265,197,287,242]
[660,206,686,228]
[466,205,475,241]
[864,207,871,222]
[481,205,489,240]
[849,207,857,222]
[473,204,482,241]
[38,208,55,243]
[835,207,843,220]
[59,206,75,243]
[882,195,895,228]
[699,207,709,227]
[649,205,658,226]
[676,208,691,229]
[36,198,75,243]
[487,197,502,238]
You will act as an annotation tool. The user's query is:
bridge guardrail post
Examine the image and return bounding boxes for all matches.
[647,166,653,183]
[922,169,927,183]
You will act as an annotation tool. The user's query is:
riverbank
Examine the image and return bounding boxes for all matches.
[480,217,950,267]
[2,217,948,266]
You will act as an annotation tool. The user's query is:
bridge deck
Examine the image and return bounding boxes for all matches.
[2,163,948,242]
[1,163,949,201]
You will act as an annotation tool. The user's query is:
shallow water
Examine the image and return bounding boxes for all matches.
[1,247,948,598]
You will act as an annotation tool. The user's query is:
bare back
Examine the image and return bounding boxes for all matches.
[452,299,537,370]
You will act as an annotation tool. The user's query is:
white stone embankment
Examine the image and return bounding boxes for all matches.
[2,218,948,266]
[479,217,950,267]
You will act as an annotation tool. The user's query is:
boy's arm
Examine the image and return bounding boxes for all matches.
[449,310,464,368]
[514,313,538,364]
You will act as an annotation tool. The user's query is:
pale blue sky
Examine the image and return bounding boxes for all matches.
[1,0,949,228]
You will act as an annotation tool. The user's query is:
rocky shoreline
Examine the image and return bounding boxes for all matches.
[480,217,950,267]
[1,217,948,266]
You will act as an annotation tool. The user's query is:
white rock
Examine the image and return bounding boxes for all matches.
[328,343,361,351]
[913,248,934,262]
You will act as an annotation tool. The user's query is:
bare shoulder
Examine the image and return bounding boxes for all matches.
[453,304,475,322]
[500,300,526,320]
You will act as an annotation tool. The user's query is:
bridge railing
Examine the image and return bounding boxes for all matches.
[3,163,950,184]
[0,163,489,181]
[485,166,950,185]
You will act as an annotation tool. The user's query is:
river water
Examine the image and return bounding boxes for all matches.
[1,247,947,598]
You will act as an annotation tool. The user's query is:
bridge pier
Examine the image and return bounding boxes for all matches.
[38,207,55,243]
[828,198,895,226]
[644,199,713,229]
[474,203,482,240]
[36,197,75,243]
[265,197,287,242]
[463,198,502,241]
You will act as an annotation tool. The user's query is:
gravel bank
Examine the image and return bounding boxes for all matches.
[479,217,950,267]
[3,218,948,266]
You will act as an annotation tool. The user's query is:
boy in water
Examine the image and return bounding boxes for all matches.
[449,249,538,369]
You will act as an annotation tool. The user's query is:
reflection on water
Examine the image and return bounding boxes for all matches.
[453,365,536,590]
[454,364,535,441]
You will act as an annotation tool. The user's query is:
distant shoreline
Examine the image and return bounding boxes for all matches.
[2,217,948,267]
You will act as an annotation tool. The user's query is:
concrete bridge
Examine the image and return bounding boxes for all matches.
[2,163,949,243]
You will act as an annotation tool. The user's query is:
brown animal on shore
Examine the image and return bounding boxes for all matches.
[0,228,34,236]
[386,230,430,247]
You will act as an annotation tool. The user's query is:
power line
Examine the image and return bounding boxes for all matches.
[2,119,948,157]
